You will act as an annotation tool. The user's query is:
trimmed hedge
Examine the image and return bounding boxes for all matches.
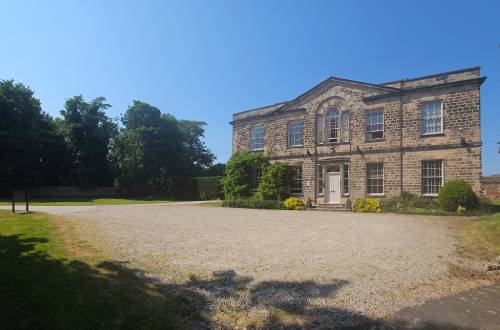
[171,176,223,200]
[221,198,282,209]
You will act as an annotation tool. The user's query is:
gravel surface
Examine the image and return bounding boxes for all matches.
[12,204,491,328]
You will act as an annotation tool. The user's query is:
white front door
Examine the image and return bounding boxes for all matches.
[326,172,341,204]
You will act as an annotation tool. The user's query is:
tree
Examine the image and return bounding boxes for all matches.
[59,96,117,187]
[203,163,226,177]
[178,120,215,176]
[221,151,269,199]
[0,80,71,191]
[112,100,213,191]
[258,162,295,201]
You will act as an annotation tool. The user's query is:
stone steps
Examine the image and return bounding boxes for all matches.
[312,203,350,212]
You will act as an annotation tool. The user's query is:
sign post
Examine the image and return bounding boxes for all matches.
[12,191,29,213]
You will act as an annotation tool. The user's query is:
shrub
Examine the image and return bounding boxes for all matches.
[283,197,305,210]
[353,198,382,213]
[221,152,269,199]
[258,162,295,201]
[438,180,478,211]
[221,198,282,209]
[457,205,466,215]
[400,192,437,209]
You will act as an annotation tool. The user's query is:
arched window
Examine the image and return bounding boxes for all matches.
[324,108,340,143]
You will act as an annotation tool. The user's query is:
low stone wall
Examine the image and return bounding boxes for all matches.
[30,186,121,198]
[482,177,500,199]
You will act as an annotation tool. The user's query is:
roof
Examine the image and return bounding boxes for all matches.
[482,176,500,183]
[233,66,484,123]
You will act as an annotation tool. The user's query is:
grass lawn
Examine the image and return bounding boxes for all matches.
[463,200,500,259]
[0,197,174,206]
[0,210,190,329]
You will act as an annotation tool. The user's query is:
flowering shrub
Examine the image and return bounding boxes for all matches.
[353,198,382,213]
[457,205,466,214]
[283,197,305,210]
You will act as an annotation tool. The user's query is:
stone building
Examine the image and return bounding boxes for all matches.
[231,67,485,205]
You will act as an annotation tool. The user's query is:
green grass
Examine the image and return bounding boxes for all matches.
[464,209,500,258]
[0,197,174,206]
[0,210,190,329]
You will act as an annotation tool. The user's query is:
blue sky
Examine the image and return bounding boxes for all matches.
[1,0,499,174]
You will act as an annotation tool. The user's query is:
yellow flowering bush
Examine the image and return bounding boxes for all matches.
[353,198,382,213]
[283,197,305,210]
[457,205,466,214]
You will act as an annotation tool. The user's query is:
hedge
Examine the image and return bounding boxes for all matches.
[221,198,282,209]
[171,176,223,200]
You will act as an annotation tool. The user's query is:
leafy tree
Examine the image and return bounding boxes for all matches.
[203,163,226,176]
[59,96,117,187]
[178,120,215,176]
[112,101,213,191]
[221,151,269,199]
[258,162,295,201]
[0,80,71,190]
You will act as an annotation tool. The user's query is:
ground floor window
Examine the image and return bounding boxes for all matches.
[317,164,323,194]
[343,164,349,194]
[291,166,303,194]
[367,163,384,195]
[422,160,443,195]
[251,167,262,192]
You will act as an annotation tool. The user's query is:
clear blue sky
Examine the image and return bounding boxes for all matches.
[1,0,499,174]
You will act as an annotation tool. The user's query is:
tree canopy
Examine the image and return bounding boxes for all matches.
[0,80,218,193]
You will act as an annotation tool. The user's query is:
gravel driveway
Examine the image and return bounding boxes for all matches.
[21,204,489,328]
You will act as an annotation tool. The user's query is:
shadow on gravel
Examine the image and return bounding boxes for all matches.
[0,233,479,329]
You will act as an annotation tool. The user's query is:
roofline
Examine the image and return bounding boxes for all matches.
[233,100,290,116]
[363,76,487,102]
[381,66,481,85]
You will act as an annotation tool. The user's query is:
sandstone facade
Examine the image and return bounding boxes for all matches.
[231,67,485,205]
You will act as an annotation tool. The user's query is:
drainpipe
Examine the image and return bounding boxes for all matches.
[399,81,404,197]
[314,107,319,205]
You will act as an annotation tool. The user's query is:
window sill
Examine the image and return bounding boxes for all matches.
[367,194,385,197]
[422,193,438,197]
[365,138,385,143]
[420,133,444,138]
[287,145,304,149]
[250,148,264,152]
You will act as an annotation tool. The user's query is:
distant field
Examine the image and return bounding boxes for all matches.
[0,197,174,206]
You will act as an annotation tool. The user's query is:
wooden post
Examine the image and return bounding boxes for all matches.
[12,196,15,213]
[25,191,29,213]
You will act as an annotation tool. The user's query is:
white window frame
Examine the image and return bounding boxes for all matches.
[288,120,304,147]
[366,163,384,196]
[342,112,350,143]
[324,108,340,144]
[291,166,303,195]
[421,160,443,196]
[317,164,324,195]
[343,164,350,195]
[421,101,443,136]
[250,126,264,150]
[366,109,384,141]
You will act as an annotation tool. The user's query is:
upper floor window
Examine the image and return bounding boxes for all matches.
[325,108,340,143]
[421,101,443,135]
[367,163,384,195]
[250,126,264,150]
[288,120,304,147]
[366,109,384,140]
[319,107,349,144]
[422,160,443,195]
[342,112,350,142]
